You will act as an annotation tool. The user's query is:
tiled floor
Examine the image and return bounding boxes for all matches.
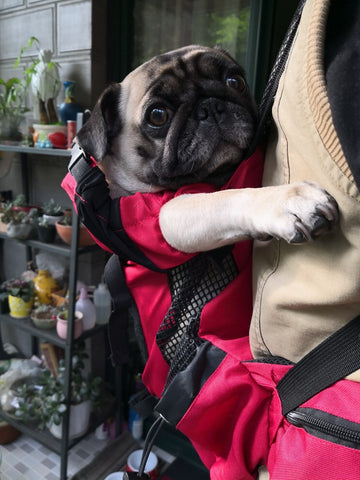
[0,431,112,479]
[0,431,176,480]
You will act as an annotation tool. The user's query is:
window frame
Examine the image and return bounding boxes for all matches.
[106,0,299,102]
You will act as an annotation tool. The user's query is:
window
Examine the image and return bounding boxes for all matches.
[108,0,299,102]
[132,0,251,68]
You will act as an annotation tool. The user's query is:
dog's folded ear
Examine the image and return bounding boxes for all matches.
[76,83,122,161]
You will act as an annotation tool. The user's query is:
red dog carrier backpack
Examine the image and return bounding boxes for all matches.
[62,1,360,477]
[153,315,360,480]
[63,139,360,480]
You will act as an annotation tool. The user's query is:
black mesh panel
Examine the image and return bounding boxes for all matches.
[156,248,238,385]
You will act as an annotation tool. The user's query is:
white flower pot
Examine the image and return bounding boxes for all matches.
[42,213,64,225]
[7,223,35,240]
[49,400,91,439]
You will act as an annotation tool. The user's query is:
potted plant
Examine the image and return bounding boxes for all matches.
[47,342,104,438]
[0,200,8,233]
[30,47,68,148]
[41,198,64,225]
[55,213,95,247]
[0,37,39,143]
[31,303,59,329]
[12,341,104,439]
[0,36,65,146]
[56,308,83,339]
[10,193,41,213]
[12,378,44,425]
[1,202,39,240]
[36,216,57,243]
[31,49,60,126]
[4,277,35,318]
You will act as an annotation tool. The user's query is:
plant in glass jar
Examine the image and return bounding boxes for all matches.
[13,381,44,425]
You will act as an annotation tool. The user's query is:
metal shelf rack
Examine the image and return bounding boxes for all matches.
[0,144,120,480]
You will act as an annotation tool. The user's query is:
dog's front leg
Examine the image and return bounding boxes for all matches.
[159,181,339,253]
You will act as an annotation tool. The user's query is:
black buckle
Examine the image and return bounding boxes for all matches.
[68,142,93,180]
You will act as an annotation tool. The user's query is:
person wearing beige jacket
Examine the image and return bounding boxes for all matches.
[252,0,360,365]
[254,0,360,477]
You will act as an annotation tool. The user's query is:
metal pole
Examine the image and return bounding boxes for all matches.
[60,204,79,480]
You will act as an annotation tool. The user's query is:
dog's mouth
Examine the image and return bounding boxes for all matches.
[151,152,243,189]
[202,161,240,184]
[148,117,254,189]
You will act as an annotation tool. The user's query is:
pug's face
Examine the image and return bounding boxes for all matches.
[77,45,257,197]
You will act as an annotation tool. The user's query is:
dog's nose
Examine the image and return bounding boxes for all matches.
[195,99,225,123]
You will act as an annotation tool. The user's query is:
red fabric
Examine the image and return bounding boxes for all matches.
[123,150,264,396]
[62,148,360,479]
[177,348,360,479]
[119,149,264,269]
[267,378,360,479]
[62,149,264,397]
[120,186,213,269]
[61,151,264,270]
[124,263,171,395]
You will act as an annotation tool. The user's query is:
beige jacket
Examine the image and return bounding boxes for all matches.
[251,0,360,366]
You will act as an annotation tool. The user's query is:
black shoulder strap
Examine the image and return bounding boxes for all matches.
[104,254,150,366]
[103,254,132,366]
[277,314,360,415]
[247,0,307,156]
[69,143,163,273]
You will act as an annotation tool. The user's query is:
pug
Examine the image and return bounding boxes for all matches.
[74,45,338,253]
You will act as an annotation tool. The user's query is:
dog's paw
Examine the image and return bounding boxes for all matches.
[270,181,339,244]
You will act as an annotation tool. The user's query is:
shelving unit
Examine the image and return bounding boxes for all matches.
[0,144,120,480]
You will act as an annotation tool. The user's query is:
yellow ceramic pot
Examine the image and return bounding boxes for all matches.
[34,270,60,305]
[8,295,34,318]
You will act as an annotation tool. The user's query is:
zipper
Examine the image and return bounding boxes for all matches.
[287,409,360,445]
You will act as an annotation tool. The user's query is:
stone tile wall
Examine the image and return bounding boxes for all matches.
[0,0,107,112]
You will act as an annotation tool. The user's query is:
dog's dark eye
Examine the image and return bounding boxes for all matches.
[148,107,168,127]
[226,75,246,92]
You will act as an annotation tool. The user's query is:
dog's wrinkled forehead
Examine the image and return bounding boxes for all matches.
[121,45,243,118]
